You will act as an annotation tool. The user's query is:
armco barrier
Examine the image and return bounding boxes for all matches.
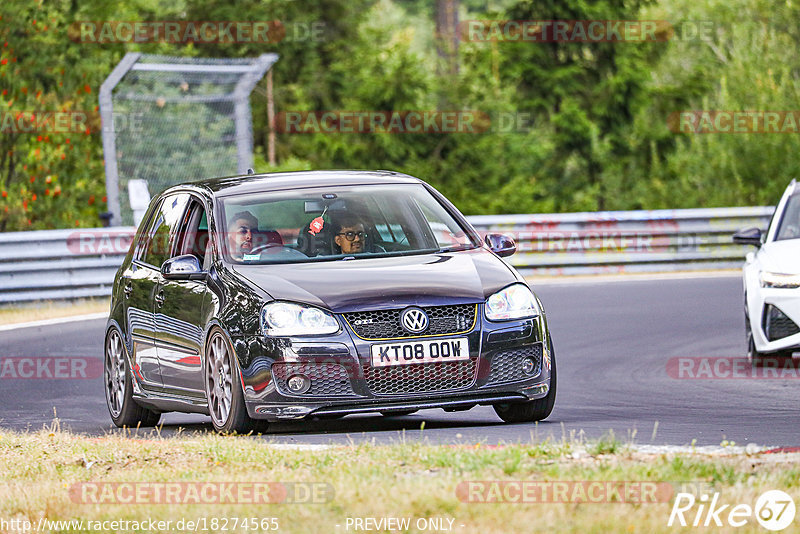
[0,207,774,304]
[469,206,774,276]
[0,227,136,304]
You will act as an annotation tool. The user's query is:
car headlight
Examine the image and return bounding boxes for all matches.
[760,272,800,289]
[484,283,541,321]
[261,302,340,336]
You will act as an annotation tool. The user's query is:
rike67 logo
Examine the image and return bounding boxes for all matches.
[668,490,796,531]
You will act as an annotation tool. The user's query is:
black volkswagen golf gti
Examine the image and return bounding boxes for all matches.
[105,170,556,433]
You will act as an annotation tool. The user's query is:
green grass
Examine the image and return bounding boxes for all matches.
[0,428,797,533]
[0,298,109,325]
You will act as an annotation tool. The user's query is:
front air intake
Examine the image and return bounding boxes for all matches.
[762,304,800,341]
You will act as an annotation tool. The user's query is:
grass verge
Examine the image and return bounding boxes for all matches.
[0,428,797,533]
[0,298,109,326]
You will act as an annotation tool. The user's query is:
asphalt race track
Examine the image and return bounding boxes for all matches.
[2,274,798,447]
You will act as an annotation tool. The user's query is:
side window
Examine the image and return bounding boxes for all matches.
[133,199,163,262]
[143,193,190,268]
[774,194,800,241]
[175,199,211,269]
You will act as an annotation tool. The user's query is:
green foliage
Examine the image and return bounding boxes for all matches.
[629,0,800,208]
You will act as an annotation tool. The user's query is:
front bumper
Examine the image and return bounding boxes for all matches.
[233,307,553,421]
[748,286,800,353]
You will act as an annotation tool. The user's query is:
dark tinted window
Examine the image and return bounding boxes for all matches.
[775,194,800,241]
[143,193,190,267]
[175,199,211,269]
[133,199,163,262]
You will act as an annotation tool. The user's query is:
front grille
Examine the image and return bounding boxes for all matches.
[345,304,477,340]
[362,359,477,395]
[485,344,543,385]
[764,305,800,341]
[272,363,356,397]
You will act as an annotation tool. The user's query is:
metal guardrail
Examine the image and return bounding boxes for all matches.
[0,227,136,304]
[0,207,774,304]
[470,206,774,276]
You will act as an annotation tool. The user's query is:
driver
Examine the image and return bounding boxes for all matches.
[228,211,258,260]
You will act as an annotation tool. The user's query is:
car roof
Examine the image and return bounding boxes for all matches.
[171,170,423,198]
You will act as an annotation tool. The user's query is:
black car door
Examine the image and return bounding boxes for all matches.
[153,197,210,396]
[122,193,188,389]
[121,200,163,389]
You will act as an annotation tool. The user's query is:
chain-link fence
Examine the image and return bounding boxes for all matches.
[100,53,278,226]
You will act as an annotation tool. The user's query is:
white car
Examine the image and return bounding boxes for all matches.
[735,180,800,366]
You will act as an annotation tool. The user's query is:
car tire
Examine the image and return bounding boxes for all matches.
[380,410,418,417]
[493,336,557,423]
[104,327,162,428]
[205,329,265,434]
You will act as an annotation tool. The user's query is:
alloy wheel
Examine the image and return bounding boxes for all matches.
[206,333,233,427]
[104,330,126,418]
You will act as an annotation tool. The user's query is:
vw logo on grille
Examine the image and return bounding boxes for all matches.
[401,307,429,333]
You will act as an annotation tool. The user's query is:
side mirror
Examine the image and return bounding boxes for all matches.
[733,227,763,248]
[161,254,206,280]
[485,233,516,257]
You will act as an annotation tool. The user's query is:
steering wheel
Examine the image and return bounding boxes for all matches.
[249,243,285,255]
[248,243,309,258]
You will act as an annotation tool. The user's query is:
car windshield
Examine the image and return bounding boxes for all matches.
[217,183,479,264]
[775,193,800,241]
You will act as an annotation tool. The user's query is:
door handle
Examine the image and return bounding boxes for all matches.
[155,291,165,308]
[123,283,133,298]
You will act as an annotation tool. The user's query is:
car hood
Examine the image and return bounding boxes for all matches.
[231,248,520,313]
[759,240,800,275]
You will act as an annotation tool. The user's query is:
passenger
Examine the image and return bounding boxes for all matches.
[333,215,370,254]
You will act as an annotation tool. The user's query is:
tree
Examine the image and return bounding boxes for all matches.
[500,0,663,211]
